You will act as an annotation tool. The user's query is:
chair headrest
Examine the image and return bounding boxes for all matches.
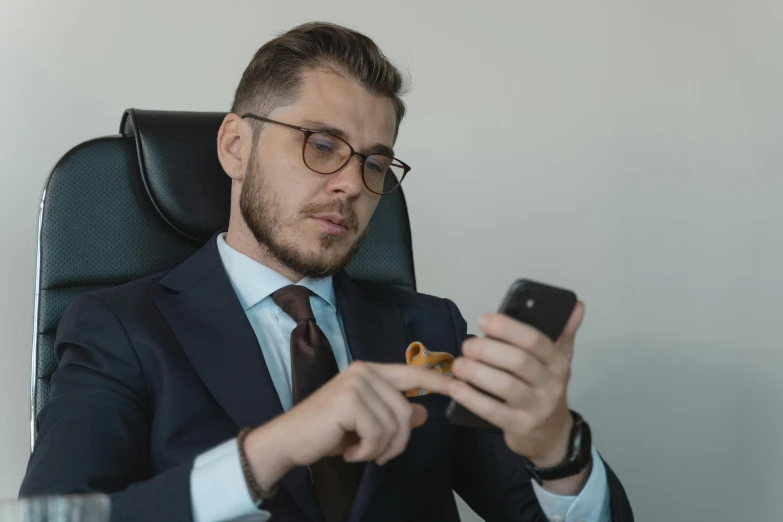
[121,108,230,242]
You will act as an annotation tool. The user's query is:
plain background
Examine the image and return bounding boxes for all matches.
[2,0,782,520]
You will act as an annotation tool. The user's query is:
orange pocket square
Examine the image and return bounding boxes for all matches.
[404,341,455,397]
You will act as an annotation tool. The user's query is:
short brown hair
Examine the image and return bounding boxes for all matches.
[231,22,407,136]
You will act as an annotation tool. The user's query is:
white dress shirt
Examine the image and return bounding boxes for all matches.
[189,233,611,522]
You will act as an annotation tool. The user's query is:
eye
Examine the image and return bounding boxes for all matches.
[366,160,383,173]
[366,156,391,173]
[309,140,334,154]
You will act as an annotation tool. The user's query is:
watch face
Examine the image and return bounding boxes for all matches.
[573,417,592,465]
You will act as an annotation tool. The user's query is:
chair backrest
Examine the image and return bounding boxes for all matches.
[31,109,416,448]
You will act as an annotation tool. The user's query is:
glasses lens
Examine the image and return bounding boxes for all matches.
[303,133,406,195]
[304,132,351,174]
[364,155,405,195]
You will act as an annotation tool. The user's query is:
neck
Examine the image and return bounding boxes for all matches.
[225,221,305,284]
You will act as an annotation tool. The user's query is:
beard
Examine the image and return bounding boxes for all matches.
[239,150,369,279]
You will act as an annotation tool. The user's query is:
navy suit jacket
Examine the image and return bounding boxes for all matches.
[20,236,633,521]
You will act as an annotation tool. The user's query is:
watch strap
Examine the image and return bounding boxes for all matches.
[523,410,592,485]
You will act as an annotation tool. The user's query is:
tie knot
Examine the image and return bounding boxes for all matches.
[272,285,315,323]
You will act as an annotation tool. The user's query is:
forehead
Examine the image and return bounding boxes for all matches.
[270,68,398,149]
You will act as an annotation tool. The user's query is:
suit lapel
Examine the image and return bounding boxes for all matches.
[151,235,323,522]
[334,271,407,366]
[334,272,409,522]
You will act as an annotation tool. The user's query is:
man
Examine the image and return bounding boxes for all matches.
[20,22,632,522]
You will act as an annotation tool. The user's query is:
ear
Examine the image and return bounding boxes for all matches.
[217,113,251,182]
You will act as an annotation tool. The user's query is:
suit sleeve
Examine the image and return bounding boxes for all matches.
[19,294,194,522]
[442,298,634,522]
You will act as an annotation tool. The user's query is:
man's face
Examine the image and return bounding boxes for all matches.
[239,68,397,279]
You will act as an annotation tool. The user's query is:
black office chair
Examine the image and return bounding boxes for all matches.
[30,109,416,449]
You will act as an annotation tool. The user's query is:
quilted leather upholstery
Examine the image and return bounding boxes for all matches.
[31,109,416,440]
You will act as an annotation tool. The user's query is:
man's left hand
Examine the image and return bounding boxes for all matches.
[449,302,585,470]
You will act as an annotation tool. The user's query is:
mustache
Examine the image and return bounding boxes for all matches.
[300,200,360,231]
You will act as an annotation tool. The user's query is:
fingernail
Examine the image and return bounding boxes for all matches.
[479,316,489,329]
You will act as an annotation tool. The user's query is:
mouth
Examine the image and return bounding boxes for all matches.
[312,214,349,236]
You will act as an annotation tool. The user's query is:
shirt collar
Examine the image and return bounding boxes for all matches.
[216,233,336,311]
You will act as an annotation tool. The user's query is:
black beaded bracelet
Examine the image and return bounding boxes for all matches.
[237,427,279,505]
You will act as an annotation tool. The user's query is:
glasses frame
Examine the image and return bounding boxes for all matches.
[241,113,410,195]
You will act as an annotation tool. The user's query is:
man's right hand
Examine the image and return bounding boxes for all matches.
[243,361,453,491]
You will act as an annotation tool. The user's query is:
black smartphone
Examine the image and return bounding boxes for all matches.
[445,279,578,432]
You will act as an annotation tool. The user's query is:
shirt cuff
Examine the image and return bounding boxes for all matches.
[531,447,612,522]
[190,438,272,522]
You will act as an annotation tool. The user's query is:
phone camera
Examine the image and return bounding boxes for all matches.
[515,288,535,310]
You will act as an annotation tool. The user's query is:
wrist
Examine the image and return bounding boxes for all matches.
[523,410,593,494]
[244,420,294,491]
[528,413,573,468]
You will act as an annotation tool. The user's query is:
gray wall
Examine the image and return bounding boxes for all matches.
[2,1,782,520]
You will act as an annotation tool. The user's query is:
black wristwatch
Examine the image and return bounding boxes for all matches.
[523,410,592,485]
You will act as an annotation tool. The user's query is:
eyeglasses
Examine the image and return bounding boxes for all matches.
[241,113,410,195]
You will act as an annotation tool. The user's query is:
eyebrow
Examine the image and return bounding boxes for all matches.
[298,119,396,157]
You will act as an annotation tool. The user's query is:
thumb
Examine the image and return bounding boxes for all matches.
[557,301,585,360]
[559,301,585,343]
[410,404,428,429]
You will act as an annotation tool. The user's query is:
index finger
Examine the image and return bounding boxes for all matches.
[363,362,454,396]
[478,313,556,365]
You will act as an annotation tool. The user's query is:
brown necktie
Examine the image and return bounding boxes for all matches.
[272,285,363,522]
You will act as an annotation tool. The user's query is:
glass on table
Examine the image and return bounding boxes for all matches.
[0,494,110,522]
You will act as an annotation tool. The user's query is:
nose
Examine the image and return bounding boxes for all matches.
[326,154,365,198]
